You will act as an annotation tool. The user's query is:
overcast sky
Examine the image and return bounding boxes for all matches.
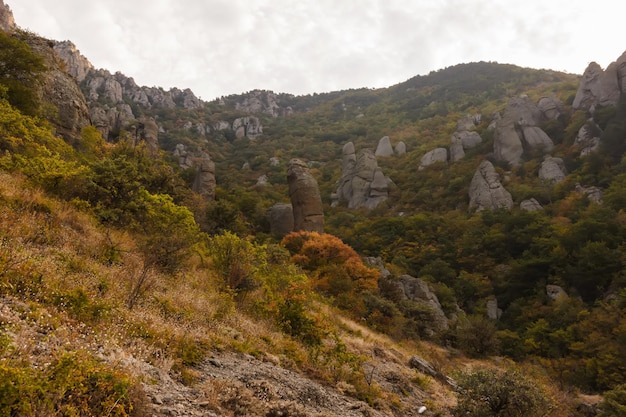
[10,0,625,100]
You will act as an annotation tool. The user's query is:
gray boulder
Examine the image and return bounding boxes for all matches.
[397,275,448,333]
[468,161,513,211]
[576,184,603,204]
[494,96,543,165]
[546,284,568,301]
[486,299,502,320]
[539,156,566,184]
[395,141,407,156]
[268,203,294,238]
[287,159,324,233]
[335,146,389,210]
[375,136,394,157]
[576,120,601,156]
[449,140,465,162]
[233,116,263,139]
[192,152,216,201]
[537,96,564,120]
[573,61,621,111]
[521,126,554,153]
[419,148,448,170]
[520,198,543,211]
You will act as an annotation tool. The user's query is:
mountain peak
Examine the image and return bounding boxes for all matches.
[0,0,15,33]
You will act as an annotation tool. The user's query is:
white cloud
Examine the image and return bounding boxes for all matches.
[9,0,626,99]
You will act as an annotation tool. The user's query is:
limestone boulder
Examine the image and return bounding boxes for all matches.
[521,126,554,153]
[173,144,194,169]
[468,161,513,211]
[546,285,568,301]
[395,141,406,156]
[537,96,564,120]
[335,147,390,210]
[576,184,603,204]
[267,203,294,238]
[419,148,448,170]
[53,41,94,82]
[287,159,324,233]
[494,95,543,165]
[136,117,159,154]
[539,156,566,184]
[573,61,621,110]
[520,198,543,211]
[233,116,263,139]
[618,50,626,95]
[454,131,482,150]
[449,141,465,162]
[0,0,15,33]
[456,114,481,131]
[396,275,448,334]
[192,152,216,201]
[576,121,601,155]
[375,136,394,157]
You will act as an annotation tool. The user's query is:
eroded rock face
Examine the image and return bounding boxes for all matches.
[136,117,159,154]
[468,160,513,211]
[493,95,555,165]
[396,275,448,334]
[53,41,94,82]
[25,36,90,141]
[0,0,15,33]
[268,203,294,238]
[173,144,194,169]
[375,136,394,157]
[233,116,263,139]
[539,156,567,184]
[419,148,448,170]
[335,145,389,210]
[192,152,216,201]
[573,61,621,111]
[234,90,292,117]
[287,159,324,233]
[395,141,406,156]
[520,198,543,211]
[537,96,564,120]
[576,120,601,156]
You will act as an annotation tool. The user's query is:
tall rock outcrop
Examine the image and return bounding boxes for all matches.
[53,41,94,83]
[396,275,448,335]
[573,58,623,111]
[375,136,394,157]
[234,90,293,117]
[468,160,513,211]
[192,152,216,201]
[23,36,90,141]
[419,148,448,170]
[335,144,390,210]
[539,156,567,184]
[287,159,324,233]
[267,203,295,238]
[233,116,263,140]
[0,0,15,33]
[494,95,554,166]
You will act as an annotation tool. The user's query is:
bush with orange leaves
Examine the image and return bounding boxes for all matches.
[282,231,379,314]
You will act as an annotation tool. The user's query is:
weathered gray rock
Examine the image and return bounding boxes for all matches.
[287,159,324,233]
[576,120,601,155]
[24,36,90,141]
[539,156,566,184]
[256,174,269,186]
[233,116,263,139]
[53,41,94,82]
[267,203,294,238]
[0,0,15,33]
[486,299,502,320]
[454,130,483,150]
[449,141,465,162]
[618,50,626,95]
[576,184,603,204]
[573,61,621,111]
[269,157,280,167]
[375,136,394,157]
[521,126,554,153]
[537,96,564,120]
[136,117,159,154]
[213,120,230,131]
[335,146,389,210]
[395,141,406,156]
[546,285,568,301]
[397,275,448,332]
[419,148,448,170]
[468,161,513,211]
[456,114,481,131]
[364,257,391,279]
[173,144,194,169]
[234,90,291,117]
[520,198,543,211]
[171,87,202,110]
[192,152,216,201]
[494,96,543,165]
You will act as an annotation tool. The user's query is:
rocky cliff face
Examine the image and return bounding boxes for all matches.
[573,51,626,111]
[287,159,324,233]
[23,36,90,141]
[494,95,556,166]
[0,0,15,33]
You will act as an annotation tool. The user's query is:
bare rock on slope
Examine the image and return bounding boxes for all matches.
[0,0,15,33]
[288,158,324,233]
[468,160,513,211]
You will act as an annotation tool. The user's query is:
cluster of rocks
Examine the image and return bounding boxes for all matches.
[234,90,293,118]
[374,136,406,157]
[493,95,561,166]
[332,141,393,210]
[573,51,626,112]
[468,160,513,211]
[419,114,483,169]
[172,145,216,200]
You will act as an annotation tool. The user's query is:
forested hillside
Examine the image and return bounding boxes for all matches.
[1,3,626,415]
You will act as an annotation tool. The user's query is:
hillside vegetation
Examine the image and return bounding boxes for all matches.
[1,23,626,416]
